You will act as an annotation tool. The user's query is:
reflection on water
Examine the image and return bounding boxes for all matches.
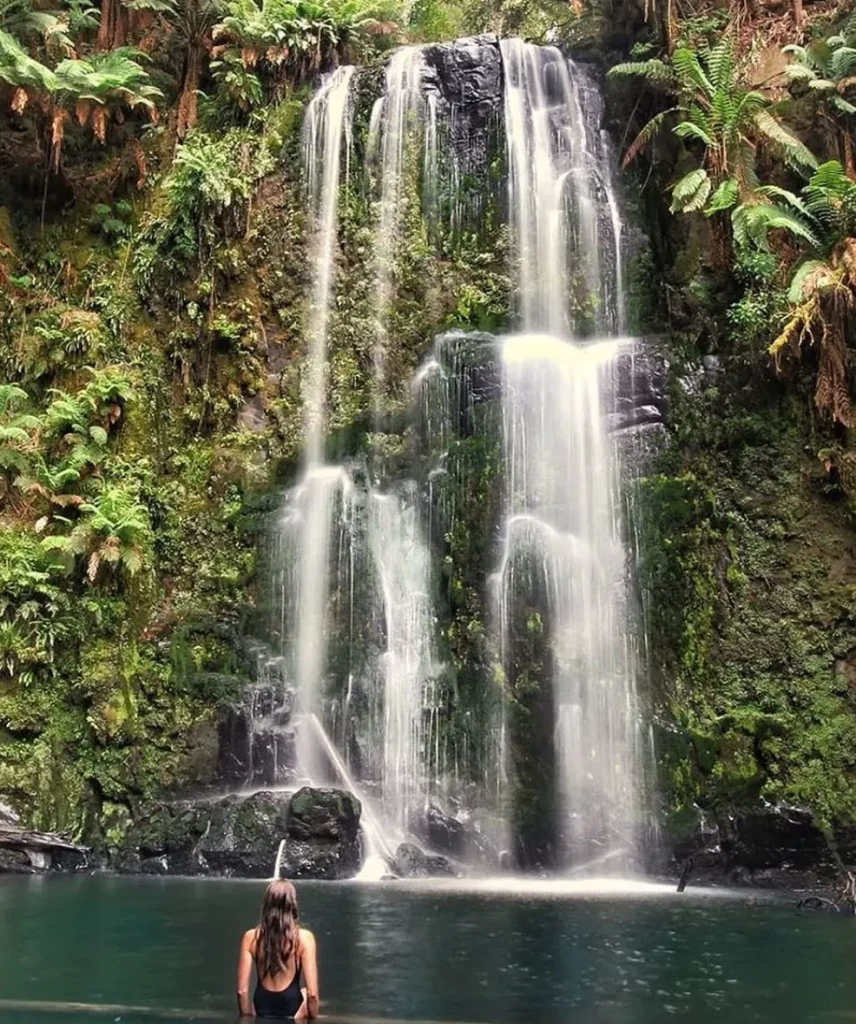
[1,875,855,1023]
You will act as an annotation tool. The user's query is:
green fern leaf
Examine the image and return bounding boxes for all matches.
[705,178,739,214]
[670,168,711,213]
[752,109,818,169]
[674,120,714,146]
[787,259,827,302]
[621,107,679,167]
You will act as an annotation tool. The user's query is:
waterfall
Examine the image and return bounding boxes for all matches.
[495,40,644,866]
[267,58,441,836]
[244,38,653,876]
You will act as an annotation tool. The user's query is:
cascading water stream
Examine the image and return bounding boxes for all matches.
[495,40,645,867]
[369,488,440,830]
[273,67,355,786]
[268,57,440,843]
[372,47,428,394]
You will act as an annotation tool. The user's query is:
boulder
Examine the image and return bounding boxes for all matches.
[409,804,499,866]
[115,786,362,879]
[0,847,34,873]
[277,787,362,880]
[662,804,845,887]
[119,792,289,877]
[199,792,291,877]
[393,841,457,878]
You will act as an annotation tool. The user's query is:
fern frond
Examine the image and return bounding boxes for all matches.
[706,177,739,214]
[787,259,828,302]
[830,95,856,114]
[757,184,812,219]
[830,46,856,79]
[607,59,676,88]
[673,119,714,146]
[733,202,821,250]
[705,39,735,91]
[621,107,679,167]
[784,63,817,81]
[753,109,818,169]
[670,167,711,213]
[673,46,714,97]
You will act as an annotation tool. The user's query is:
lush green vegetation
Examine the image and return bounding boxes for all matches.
[608,10,856,839]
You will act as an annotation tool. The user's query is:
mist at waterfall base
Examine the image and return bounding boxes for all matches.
[3,875,856,1024]
[233,39,659,876]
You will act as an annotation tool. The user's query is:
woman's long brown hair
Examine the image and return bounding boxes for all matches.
[256,880,301,981]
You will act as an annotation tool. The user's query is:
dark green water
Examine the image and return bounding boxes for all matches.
[0,875,854,1024]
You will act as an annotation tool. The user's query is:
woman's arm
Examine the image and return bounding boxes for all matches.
[236,929,256,1017]
[296,929,319,1020]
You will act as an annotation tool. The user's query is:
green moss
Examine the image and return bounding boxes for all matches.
[638,364,856,831]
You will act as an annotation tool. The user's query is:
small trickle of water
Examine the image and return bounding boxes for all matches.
[372,46,429,394]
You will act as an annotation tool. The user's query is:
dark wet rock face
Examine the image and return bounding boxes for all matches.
[423,34,501,114]
[393,841,457,878]
[725,808,832,873]
[665,804,849,890]
[217,667,297,788]
[408,804,499,867]
[114,786,361,879]
[420,36,503,230]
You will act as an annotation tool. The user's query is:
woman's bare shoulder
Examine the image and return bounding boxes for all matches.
[242,927,259,950]
[299,927,316,946]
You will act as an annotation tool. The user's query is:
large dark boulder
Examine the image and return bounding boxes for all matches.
[277,787,362,880]
[114,786,363,879]
[118,792,290,877]
[199,792,291,876]
[664,804,847,888]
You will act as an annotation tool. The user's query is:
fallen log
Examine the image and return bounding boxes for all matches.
[0,822,87,853]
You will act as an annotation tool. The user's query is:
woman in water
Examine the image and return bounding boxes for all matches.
[237,880,319,1019]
